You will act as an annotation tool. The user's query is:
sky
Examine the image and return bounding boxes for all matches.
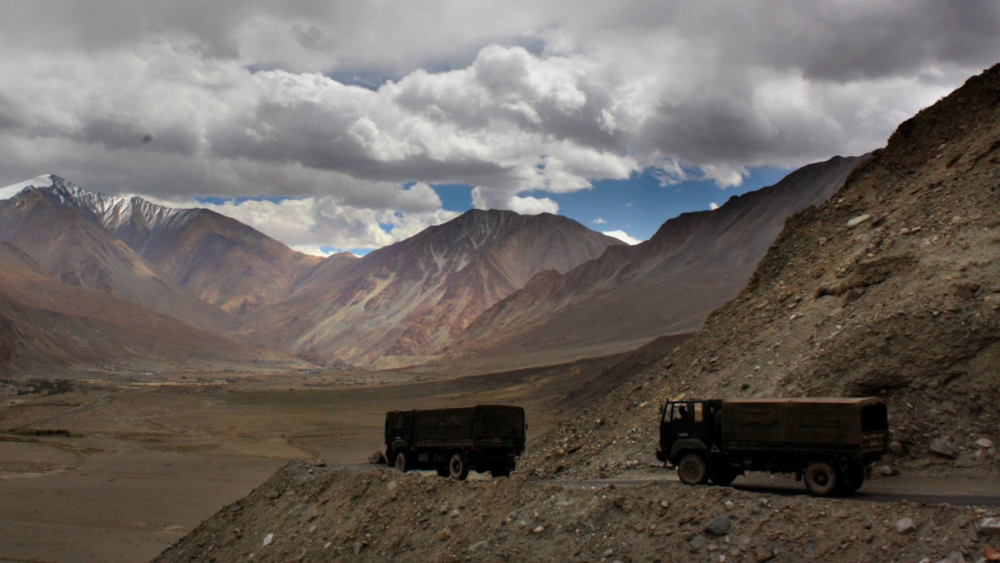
[0,1,997,255]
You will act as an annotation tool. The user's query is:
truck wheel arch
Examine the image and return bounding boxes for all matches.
[670,439,709,461]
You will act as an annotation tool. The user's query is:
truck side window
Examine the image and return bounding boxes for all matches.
[694,403,703,422]
[672,405,688,422]
[663,405,671,423]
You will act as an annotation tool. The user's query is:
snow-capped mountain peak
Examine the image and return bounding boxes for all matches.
[7,174,194,233]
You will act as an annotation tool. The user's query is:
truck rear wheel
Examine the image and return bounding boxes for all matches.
[803,461,839,496]
[394,451,410,473]
[448,452,469,480]
[677,454,709,485]
[838,464,865,495]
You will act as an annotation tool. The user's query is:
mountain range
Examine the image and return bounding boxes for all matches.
[453,155,864,358]
[0,152,864,372]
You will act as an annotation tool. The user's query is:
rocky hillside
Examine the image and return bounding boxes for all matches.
[525,64,1000,480]
[10,175,327,316]
[454,155,863,358]
[153,461,997,563]
[239,210,625,366]
[0,186,239,333]
[0,242,297,375]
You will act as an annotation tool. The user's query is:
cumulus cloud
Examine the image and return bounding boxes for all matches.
[603,230,643,245]
[709,202,720,210]
[0,1,997,249]
[592,217,606,224]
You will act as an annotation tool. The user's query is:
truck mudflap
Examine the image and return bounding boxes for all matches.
[655,449,667,462]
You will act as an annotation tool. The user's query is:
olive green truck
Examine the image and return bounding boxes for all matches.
[656,398,890,496]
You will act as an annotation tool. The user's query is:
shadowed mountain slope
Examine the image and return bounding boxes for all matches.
[0,242,299,376]
[524,63,1000,479]
[454,155,864,357]
[239,210,625,365]
[0,187,239,333]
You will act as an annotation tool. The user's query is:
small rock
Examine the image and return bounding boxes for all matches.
[439,527,452,541]
[353,542,363,555]
[603,548,614,557]
[367,451,386,464]
[468,540,487,553]
[975,439,996,449]
[705,515,733,536]
[896,518,917,534]
[659,500,670,509]
[847,214,871,228]
[955,454,980,468]
[936,551,965,563]
[930,438,960,459]
[315,458,327,467]
[262,533,274,546]
[690,535,705,551]
[755,545,774,561]
[879,465,897,476]
[532,526,544,534]
[981,518,1000,536]
[889,441,904,455]
[724,500,735,510]
[984,546,1000,561]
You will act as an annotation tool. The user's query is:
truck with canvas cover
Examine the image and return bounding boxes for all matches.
[385,405,526,480]
[655,398,889,496]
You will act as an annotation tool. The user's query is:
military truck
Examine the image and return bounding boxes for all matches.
[384,405,526,480]
[656,398,889,496]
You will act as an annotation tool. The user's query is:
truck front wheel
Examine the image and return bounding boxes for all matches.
[677,454,709,485]
[395,451,410,473]
[449,452,470,480]
[803,461,839,496]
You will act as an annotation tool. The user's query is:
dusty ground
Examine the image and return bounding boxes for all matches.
[154,461,1000,563]
[0,348,637,563]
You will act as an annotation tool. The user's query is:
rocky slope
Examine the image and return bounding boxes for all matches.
[0,242,296,376]
[0,186,239,333]
[454,155,864,357]
[240,210,625,366]
[153,461,998,563]
[9,175,328,316]
[525,63,1000,481]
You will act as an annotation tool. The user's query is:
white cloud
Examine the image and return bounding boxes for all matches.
[592,217,606,224]
[471,186,559,215]
[603,230,643,245]
[709,202,720,210]
[0,0,995,234]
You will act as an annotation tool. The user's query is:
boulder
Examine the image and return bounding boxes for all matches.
[889,441,904,455]
[930,438,960,459]
[981,517,1000,536]
[705,515,733,536]
[975,438,995,449]
[896,518,917,534]
[368,451,386,464]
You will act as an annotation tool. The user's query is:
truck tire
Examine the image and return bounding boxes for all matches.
[710,466,737,487]
[838,464,865,495]
[490,463,511,478]
[803,461,839,496]
[394,451,410,473]
[448,452,470,480]
[677,454,709,485]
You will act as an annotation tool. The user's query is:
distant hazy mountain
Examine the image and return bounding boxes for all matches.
[0,242,297,375]
[0,182,239,333]
[239,209,626,365]
[452,155,865,357]
[5,175,330,316]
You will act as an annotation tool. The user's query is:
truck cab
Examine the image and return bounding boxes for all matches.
[656,399,723,465]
